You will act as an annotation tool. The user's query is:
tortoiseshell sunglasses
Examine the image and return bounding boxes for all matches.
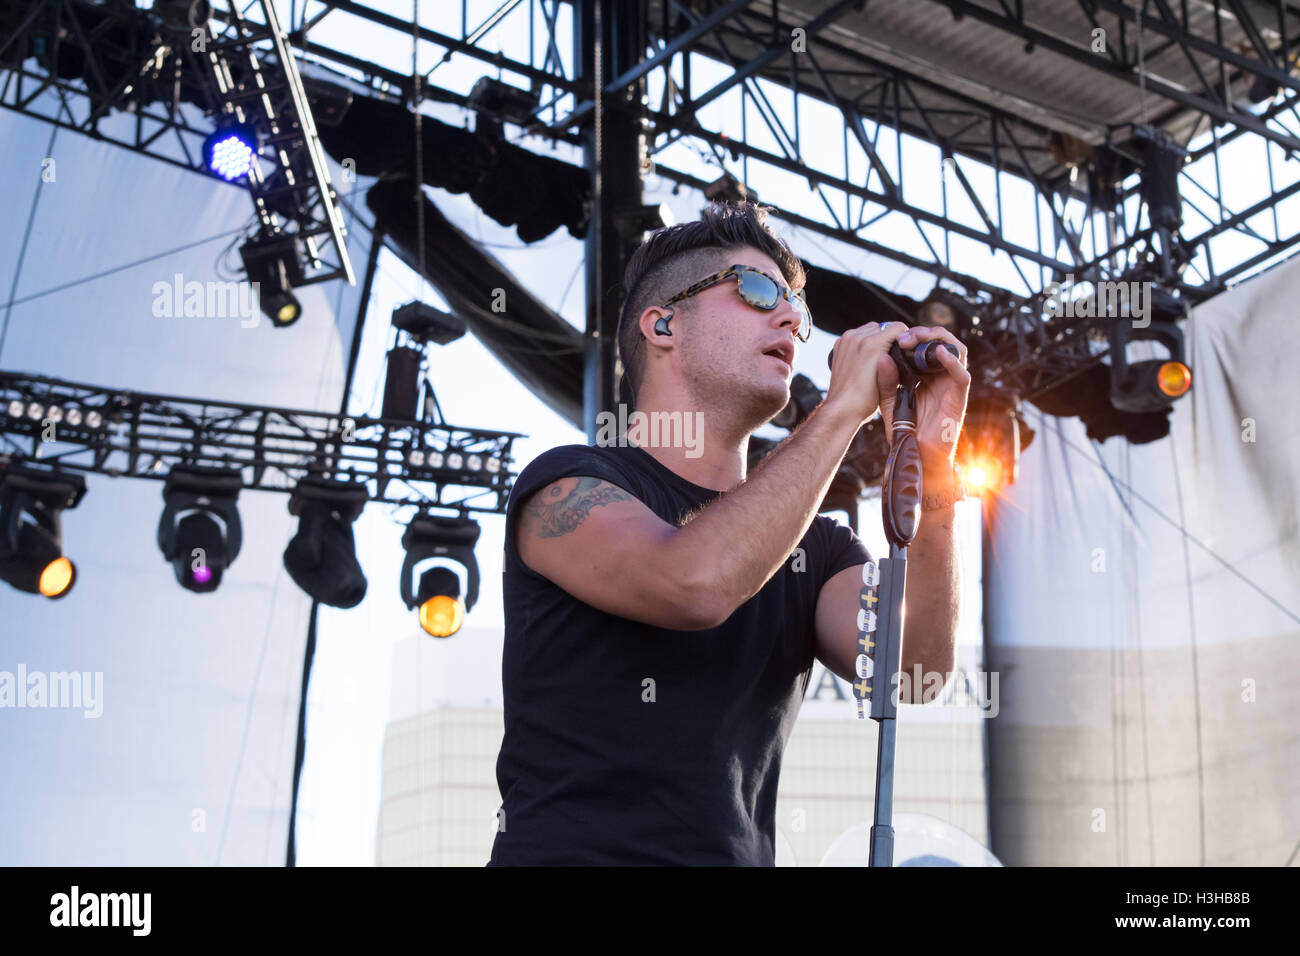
[662,264,813,341]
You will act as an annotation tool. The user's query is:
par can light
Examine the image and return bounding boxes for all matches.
[203,121,260,181]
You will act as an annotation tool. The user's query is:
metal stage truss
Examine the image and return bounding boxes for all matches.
[0,371,521,514]
[2,0,1298,431]
[0,0,354,288]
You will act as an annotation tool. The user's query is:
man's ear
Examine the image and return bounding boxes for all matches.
[640,305,676,345]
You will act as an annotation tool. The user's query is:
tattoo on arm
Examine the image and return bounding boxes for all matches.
[521,477,634,538]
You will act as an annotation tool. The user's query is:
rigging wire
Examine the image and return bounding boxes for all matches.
[0,226,251,316]
[0,124,59,364]
[1168,432,1208,867]
[1023,405,1298,628]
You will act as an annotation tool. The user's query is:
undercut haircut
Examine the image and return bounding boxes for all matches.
[616,200,806,407]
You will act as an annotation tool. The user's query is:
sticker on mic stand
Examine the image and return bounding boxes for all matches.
[861,561,879,586]
[856,653,874,680]
[857,607,877,633]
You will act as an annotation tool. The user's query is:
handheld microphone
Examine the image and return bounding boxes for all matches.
[827,340,959,375]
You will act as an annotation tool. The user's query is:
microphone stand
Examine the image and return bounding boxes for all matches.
[855,344,925,867]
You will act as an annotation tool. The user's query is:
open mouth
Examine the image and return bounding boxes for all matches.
[763,348,791,368]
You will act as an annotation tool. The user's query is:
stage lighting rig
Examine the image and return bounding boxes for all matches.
[383,301,470,421]
[283,477,368,609]
[201,0,354,288]
[0,463,85,600]
[1,371,519,511]
[240,233,303,327]
[157,465,242,594]
[1108,289,1193,414]
[400,513,481,638]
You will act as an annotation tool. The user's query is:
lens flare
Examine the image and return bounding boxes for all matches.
[963,457,1004,494]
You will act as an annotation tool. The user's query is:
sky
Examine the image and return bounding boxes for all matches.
[211,1,1300,865]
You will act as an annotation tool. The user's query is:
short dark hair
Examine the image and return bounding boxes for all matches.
[617,200,806,406]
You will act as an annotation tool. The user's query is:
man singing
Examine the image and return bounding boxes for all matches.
[489,200,970,865]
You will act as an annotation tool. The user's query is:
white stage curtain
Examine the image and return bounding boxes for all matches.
[984,256,1300,866]
[0,107,367,864]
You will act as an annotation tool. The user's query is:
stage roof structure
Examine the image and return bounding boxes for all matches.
[3,0,1299,442]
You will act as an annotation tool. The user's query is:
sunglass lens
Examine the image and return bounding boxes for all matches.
[737,270,780,308]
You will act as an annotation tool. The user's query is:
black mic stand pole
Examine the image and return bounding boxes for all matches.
[859,344,925,867]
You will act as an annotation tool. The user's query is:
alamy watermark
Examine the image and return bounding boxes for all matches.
[594,404,704,459]
[50,886,150,936]
[893,663,1000,716]
[0,664,103,718]
[151,273,261,328]
[1043,274,1151,328]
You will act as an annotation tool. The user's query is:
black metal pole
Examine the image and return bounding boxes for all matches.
[340,224,384,417]
[578,0,646,440]
[866,363,925,866]
[867,542,905,866]
[286,599,319,867]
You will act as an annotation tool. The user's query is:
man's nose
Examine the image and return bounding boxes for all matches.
[770,301,801,337]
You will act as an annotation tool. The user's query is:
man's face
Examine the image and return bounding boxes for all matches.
[672,246,803,424]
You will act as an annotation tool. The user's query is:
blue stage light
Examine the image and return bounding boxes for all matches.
[203,123,258,181]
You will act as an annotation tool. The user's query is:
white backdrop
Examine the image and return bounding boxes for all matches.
[984,255,1300,866]
[0,107,367,864]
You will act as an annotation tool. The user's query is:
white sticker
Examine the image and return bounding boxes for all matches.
[857,608,877,633]
[861,561,879,586]
[856,654,874,679]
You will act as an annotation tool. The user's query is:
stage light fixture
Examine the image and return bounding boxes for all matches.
[283,478,369,609]
[415,567,464,638]
[203,121,259,182]
[0,464,85,600]
[153,0,212,31]
[771,373,824,431]
[239,234,304,327]
[392,301,467,347]
[157,465,242,594]
[1108,297,1193,413]
[400,513,481,638]
[819,415,890,515]
[406,445,503,480]
[955,389,1024,496]
[468,76,542,128]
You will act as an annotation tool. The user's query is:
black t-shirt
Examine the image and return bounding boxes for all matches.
[488,442,871,865]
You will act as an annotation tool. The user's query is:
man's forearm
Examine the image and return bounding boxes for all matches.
[670,399,862,623]
[899,464,961,700]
